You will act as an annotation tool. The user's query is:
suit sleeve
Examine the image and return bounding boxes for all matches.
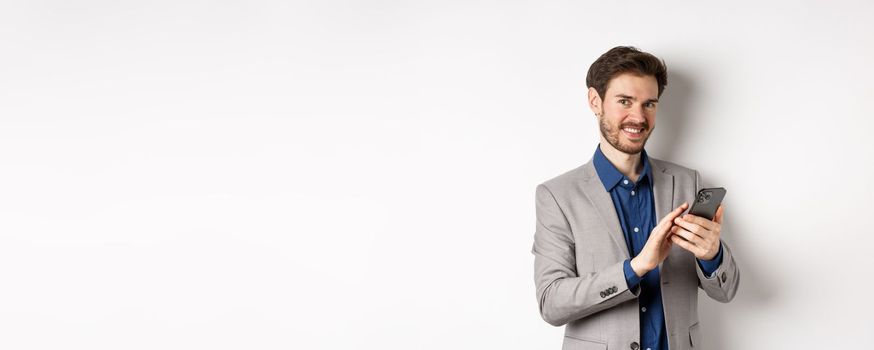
[532,184,640,327]
[693,170,740,302]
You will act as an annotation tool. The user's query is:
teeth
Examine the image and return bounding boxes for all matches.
[623,128,642,133]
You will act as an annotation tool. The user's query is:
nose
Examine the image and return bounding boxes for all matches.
[627,104,647,122]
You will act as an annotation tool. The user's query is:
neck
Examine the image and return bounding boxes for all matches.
[599,138,644,182]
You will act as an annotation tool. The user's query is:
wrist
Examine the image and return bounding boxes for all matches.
[700,242,723,261]
[629,257,650,277]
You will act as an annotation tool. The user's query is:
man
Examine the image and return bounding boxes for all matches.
[531,46,739,350]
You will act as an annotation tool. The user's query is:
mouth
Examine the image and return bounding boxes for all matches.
[621,126,646,140]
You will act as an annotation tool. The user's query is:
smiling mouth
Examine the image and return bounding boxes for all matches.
[622,126,645,139]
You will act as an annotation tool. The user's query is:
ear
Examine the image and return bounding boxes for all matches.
[587,87,602,116]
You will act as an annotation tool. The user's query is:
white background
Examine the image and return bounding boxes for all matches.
[1,1,872,349]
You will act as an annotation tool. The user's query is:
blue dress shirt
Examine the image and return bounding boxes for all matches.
[592,145,722,350]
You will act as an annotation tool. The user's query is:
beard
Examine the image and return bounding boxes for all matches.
[598,114,652,155]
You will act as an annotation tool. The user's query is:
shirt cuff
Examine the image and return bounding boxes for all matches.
[696,241,724,278]
[623,259,643,289]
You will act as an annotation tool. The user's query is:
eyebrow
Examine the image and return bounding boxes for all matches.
[614,94,659,104]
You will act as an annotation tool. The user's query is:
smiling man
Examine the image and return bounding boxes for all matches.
[532,46,740,350]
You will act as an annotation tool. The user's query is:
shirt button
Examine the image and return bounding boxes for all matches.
[631,190,636,196]
[641,307,647,312]
[633,227,639,233]
[623,179,629,185]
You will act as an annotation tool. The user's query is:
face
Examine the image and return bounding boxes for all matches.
[589,73,659,155]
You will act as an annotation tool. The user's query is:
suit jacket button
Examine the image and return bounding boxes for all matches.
[600,292,606,298]
[630,342,640,350]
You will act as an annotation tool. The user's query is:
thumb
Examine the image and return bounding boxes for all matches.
[714,204,725,224]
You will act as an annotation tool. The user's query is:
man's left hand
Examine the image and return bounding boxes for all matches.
[669,205,724,260]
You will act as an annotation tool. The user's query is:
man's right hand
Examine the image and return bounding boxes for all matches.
[630,202,689,277]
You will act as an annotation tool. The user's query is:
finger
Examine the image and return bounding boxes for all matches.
[660,202,689,225]
[680,214,716,231]
[714,205,725,224]
[671,226,703,246]
[673,217,707,238]
[651,220,674,241]
[671,235,706,257]
[653,203,690,241]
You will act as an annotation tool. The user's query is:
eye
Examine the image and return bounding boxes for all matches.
[644,102,656,108]
[618,99,630,106]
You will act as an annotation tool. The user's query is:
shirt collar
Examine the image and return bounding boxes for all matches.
[592,144,653,191]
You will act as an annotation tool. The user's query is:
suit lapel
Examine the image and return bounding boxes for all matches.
[579,162,630,259]
[650,158,675,273]
[651,158,675,223]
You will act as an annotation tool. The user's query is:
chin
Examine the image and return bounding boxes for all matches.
[618,140,647,154]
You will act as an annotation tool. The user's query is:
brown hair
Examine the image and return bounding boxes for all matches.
[586,46,668,99]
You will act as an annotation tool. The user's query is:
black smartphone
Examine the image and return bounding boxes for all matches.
[688,187,726,221]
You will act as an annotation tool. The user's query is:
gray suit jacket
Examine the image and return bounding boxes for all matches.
[532,156,739,350]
